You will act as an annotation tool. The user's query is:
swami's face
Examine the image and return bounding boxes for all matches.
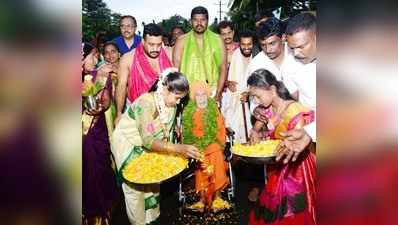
[195,90,208,109]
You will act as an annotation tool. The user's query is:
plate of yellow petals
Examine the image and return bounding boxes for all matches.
[232,140,281,164]
[122,152,189,184]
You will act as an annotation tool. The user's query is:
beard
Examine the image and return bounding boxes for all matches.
[144,49,160,59]
[148,52,160,58]
[240,48,252,57]
[193,25,206,34]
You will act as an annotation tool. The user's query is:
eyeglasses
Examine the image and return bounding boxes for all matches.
[120,25,136,29]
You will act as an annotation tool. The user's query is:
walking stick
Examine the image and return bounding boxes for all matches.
[242,102,249,143]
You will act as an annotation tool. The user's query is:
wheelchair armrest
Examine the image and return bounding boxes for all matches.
[226,127,235,137]
[224,142,233,161]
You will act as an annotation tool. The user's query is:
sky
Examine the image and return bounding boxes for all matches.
[103,0,230,33]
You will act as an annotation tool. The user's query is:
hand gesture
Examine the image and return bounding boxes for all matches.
[227,81,238,92]
[85,103,104,116]
[249,130,261,145]
[275,128,312,164]
[240,91,249,102]
[177,144,202,160]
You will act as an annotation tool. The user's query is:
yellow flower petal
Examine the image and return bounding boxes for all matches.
[232,140,280,157]
[123,152,188,184]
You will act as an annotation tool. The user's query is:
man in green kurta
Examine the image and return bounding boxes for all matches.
[173,6,227,103]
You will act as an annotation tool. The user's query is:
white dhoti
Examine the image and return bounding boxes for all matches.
[222,90,252,144]
[221,48,253,143]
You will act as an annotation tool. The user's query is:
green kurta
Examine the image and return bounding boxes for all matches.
[180,30,222,92]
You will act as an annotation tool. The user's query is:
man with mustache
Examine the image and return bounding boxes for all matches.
[252,10,275,57]
[221,30,254,143]
[114,23,172,126]
[276,12,316,164]
[113,15,142,55]
[173,6,227,103]
[218,21,239,68]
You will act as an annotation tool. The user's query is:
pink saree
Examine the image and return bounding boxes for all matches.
[250,103,316,225]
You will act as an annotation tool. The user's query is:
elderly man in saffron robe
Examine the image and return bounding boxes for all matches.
[182,81,231,213]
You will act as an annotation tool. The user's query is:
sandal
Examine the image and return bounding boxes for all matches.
[187,201,205,213]
[211,197,231,213]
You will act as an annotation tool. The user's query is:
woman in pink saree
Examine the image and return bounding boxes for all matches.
[247,69,316,225]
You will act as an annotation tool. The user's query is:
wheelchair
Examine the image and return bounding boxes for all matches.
[177,128,236,210]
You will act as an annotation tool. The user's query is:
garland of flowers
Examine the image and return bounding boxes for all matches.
[154,85,169,141]
[182,98,218,151]
[153,67,178,142]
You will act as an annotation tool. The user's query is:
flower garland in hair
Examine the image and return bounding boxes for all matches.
[154,67,178,141]
[182,98,219,151]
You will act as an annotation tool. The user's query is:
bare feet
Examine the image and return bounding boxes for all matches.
[248,187,259,202]
[211,197,231,213]
[187,201,205,213]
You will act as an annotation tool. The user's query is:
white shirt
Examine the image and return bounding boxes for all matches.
[284,61,316,109]
[245,43,301,113]
[284,60,317,141]
[245,44,317,142]
[246,44,301,82]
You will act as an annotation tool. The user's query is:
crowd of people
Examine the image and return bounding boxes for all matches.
[82,5,316,225]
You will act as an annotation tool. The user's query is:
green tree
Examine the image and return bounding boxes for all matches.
[82,0,121,42]
[208,17,219,33]
[157,14,191,34]
[227,0,316,32]
[157,14,220,34]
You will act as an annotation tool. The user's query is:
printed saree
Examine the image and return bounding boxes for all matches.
[249,102,316,225]
[111,93,176,225]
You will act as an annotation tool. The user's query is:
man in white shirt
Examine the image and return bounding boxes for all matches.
[245,17,301,142]
[221,30,254,143]
[276,12,317,163]
[246,18,300,84]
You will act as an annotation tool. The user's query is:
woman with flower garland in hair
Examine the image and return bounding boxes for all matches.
[247,69,316,225]
[111,69,202,225]
[182,81,231,213]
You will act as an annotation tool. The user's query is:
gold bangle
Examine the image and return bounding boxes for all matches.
[164,142,174,152]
